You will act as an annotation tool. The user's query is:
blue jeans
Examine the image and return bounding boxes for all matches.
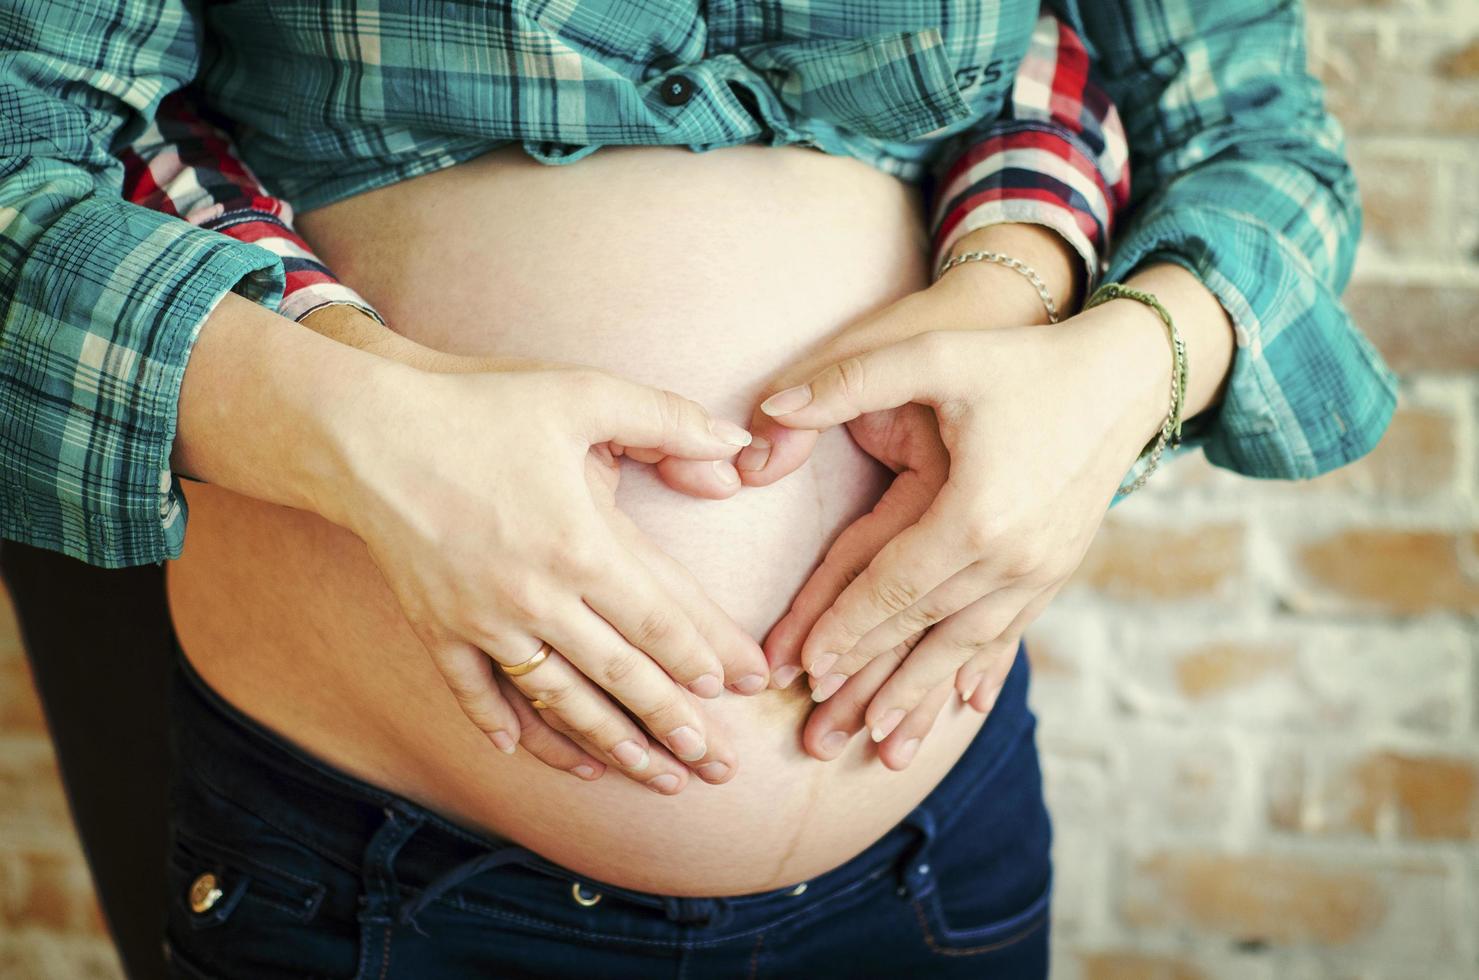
[163,635,1052,979]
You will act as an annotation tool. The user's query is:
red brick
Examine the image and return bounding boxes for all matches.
[1348,148,1442,257]
[1295,529,1479,614]
[1343,282,1479,374]
[1315,27,1479,137]
[1123,852,1386,944]
[1307,406,1455,498]
[0,584,19,660]
[0,659,46,735]
[1275,751,1479,841]
[1070,521,1244,601]
[1174,641,1296,699]
[0,742,71,830]
[0,851,101,933]
[1438,38,1479,79]
[1079,951,1206,980]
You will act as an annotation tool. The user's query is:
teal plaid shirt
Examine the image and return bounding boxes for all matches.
[0,0,1397,568]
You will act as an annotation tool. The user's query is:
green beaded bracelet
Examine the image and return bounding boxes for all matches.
[1084,282,1188,496]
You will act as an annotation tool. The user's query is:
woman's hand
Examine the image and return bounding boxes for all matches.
[749,282,1171,762]
[313,358,771,794]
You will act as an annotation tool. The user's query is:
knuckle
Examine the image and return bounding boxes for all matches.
[654,387,694,439]
[1001,539,1048,579]
[953,633,995,657]
[495,574,548,621]
[544,526,602,577]
[894,600,941,634]
[576,718,626,750]
[960,512,1006,554]
[561,547,605,583]
[628,608,675,650]
[598,650,645,688]
[529,680,576,710]
[868,574,921,616]
[832,355,869,403]
[442,670,489,707]
[639,695,688,728]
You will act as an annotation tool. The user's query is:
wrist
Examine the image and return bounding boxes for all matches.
[1065,295,1178,456]
[929,222,1084,323]
[173,293,406,522]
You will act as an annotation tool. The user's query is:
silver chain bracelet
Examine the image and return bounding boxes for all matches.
[933,249,1060,324]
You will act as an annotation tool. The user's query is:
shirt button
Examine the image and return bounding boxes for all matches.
[659,74,695,106]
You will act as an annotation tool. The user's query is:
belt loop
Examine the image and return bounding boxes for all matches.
[663,896,732,929]
[895,807,939,901]
[357,803,426,978]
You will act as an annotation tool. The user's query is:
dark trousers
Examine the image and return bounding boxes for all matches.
[0,542,172,980]
[164,631,1051,979]
[3,539,1053,979]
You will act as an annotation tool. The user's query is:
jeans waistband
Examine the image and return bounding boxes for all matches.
[169,633,1034,937]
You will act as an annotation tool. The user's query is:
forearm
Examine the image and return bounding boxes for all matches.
[296,304,562,375]
[171,293,390,519]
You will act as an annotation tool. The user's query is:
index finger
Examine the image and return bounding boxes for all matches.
[800,484,975,683]
[571,372,752,459]
[764,470,932,688]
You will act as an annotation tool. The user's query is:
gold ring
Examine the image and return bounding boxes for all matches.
[529,698,549,710]
[500,643,552,677]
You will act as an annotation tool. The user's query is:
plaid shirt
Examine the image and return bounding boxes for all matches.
[1,0,1395,568]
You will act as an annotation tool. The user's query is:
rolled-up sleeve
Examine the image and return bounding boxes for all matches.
[929,11,1132,288]
[1062,0,1398,480]
[1,1,285,568]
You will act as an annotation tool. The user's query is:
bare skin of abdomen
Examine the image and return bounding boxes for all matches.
[165,142,988,896]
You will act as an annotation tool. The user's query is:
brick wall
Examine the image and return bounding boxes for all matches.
[0,1,1475,976]
[1043,3,1479,976]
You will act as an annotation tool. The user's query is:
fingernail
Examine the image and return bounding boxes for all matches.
[697,761,729,781]
[811,672,847,703]
[712,459,741,488]
[772,665,802,689]
[898,738,921,766]
[959,674,982,703]
[807,653,838,679]
[490,730,517,755]
[571,764,599,780]
[689,673,723,699]
[613,740,650,771]
[709,418,753,447]
[761,384,813,416]
[870,708,906,743]
[731,673,768,695]
[647,773,681,794]
[735,437,772,472]
[821,730,849,756]
[666,726,707,762]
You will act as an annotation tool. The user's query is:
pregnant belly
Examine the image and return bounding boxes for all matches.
[164,142,988,896]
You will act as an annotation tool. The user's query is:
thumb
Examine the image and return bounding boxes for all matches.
[574,371,752,459]
[734,416,819,488]
[757,332,959,430]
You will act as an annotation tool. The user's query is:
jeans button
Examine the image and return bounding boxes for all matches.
[189,873,224,913]
[659,74,695,106]
[788,882,808,897]
[571,882,603,907]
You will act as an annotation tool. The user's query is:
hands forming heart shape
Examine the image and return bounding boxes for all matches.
[331,239,1172,793]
